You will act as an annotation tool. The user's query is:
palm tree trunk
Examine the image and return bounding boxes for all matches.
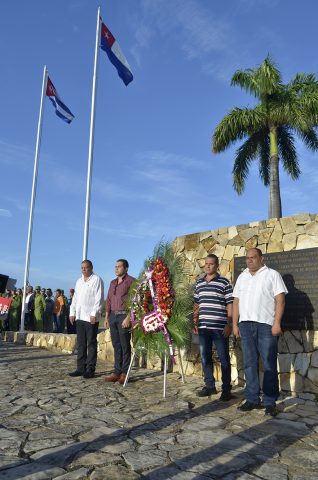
[268,126,282,218]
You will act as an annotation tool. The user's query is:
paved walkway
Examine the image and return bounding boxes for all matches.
[1,341,318,480]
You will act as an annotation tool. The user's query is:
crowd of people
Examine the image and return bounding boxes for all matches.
[1,286,76,334]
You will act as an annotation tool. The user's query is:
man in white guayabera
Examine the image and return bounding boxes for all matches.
[233,248,287,417]
[69,260,104,379]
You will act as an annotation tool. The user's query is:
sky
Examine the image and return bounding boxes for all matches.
[1,0,318,293]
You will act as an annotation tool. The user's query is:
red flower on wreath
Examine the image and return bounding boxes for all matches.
[142,257,174,320]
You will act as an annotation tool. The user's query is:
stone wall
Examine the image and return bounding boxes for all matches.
[172,212,318,395]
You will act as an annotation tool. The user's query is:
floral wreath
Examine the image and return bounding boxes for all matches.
[128,242,192,363]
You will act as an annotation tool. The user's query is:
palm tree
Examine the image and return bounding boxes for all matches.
[212,56,318,218]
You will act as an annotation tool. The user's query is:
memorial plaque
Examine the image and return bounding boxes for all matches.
[234,248,318,330]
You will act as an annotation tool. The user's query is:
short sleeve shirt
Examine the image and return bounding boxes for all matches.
[233,265,288,325]
[194,274,233,332]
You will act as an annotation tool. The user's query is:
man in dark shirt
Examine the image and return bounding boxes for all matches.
[104,259,135,384]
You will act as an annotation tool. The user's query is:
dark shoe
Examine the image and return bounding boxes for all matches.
[69,370,84,377]
[197,386,217,397]
[104,372,119,382]
[219,391,233,402]
[83,371,95,379]
[237,401,260,412]
[265,405,277,417]
[118,373,126,385]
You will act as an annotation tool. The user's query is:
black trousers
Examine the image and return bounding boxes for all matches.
[76,320,99,373]
[109,312,131,375]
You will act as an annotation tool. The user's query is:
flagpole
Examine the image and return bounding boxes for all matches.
[20,65,48,332]
[83,6,101,260]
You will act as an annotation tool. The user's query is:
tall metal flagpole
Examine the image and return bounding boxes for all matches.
[20,65,48,332]
[83,6,101,260]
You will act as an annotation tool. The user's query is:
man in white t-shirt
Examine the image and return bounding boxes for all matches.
[233,248,287,416]
[69,260,104,379]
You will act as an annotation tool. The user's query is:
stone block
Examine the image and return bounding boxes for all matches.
[201,236,218,252]
[304,221,318,236]
[238,227,259,242]
[26,333,34,345]
[174,236,185,253]
[245,235,258,249]
[282,232,297,251]
[258,229,273,244]
[200,230,216,241]
[228,234,244,246]
[270,222,283,242]
[279,372,304,392]
[301,330,318,351]
[223,245,235,261]
[295,225,305,235]
[216,234,229,246]
[219,259,229,276]
[196,243,208,259]
[283,331,304,353]
[228,226,238,239]
[266,218,278,227]
[193,262,202,276]
[267,241,284,253]
[294,353,311,376]
[278,353,295,373]
[304,377,318,393]
[297,234,318,249]
[311,351,318,367]
[293,213,311,224]
[238,246,246,256]
[280,216,297,234]
[218,227,228,235]
[56,335,65,350]
[213,244,225,258]
[237,223,250,231]
[258,244,267,253]
[308,367,318,385]
[184,233,200,250]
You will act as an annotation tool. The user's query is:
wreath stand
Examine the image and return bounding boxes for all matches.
[123,346,186,398]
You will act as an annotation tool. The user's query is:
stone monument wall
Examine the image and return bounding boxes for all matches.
[172,212,318,395]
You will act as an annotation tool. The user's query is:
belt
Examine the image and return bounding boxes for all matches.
[112,310,126,315]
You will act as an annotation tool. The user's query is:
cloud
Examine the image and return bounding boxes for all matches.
[131,0,231,72]
[0,139,33,169]
[0,208,11,217]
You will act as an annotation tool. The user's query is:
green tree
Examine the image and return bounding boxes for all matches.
[212,56,318,218]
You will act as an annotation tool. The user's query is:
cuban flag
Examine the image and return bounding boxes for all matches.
[100,21,133,86]
[46,77,74,124]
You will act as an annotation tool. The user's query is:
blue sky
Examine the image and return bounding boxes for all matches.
[1,0,318,292]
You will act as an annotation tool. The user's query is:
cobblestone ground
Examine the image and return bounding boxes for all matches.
[1,341,318,480]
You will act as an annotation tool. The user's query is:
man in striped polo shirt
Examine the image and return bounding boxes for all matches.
[193,254,233,400]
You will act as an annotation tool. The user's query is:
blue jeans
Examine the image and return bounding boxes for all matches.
[199,330,231,393]
[239,321,279,407]
[53,314,62,333]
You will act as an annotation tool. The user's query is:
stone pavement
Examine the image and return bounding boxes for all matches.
[1,342,318,480]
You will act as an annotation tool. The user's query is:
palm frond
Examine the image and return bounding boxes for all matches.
[213,107,265,153]
[297,127,318,152]
[277,126,300,179]
[232,132,262,193]
[258,134,270,186]
[254,55,282,98]
[231,69,259,97]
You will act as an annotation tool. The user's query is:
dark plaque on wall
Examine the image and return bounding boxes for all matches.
[234,248,318,330]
